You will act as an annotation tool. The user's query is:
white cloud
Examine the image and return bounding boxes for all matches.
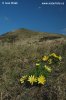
[61,28,66,34]
[38,6,41,9]
[4,16,9,21]
[62,28,66,32]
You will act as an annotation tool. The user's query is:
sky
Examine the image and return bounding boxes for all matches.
[0,0,66,35]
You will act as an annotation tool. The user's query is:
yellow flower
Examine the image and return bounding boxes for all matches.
[38,75,46,85]
[48,59,52,64]
[42,56,49,61]
[58,56,62,61]
[50,53,62,61]
[44,65,52,72]
[28,75,37,85]
[50,53,57,58]
[20,75,27,84]
[36,63,40,67]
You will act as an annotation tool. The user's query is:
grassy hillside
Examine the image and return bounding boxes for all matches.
[0,29,66,100]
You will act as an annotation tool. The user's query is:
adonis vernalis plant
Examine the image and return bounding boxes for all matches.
[20,53,62,86]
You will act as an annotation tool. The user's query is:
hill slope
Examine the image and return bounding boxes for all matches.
[0,29,66,100]
[0,28,65,43]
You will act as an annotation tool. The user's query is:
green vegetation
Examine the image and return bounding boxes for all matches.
[0,29,66,100]
[20,53,61,86]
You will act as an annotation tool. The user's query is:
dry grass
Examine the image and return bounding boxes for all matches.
[0,29,66,100]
